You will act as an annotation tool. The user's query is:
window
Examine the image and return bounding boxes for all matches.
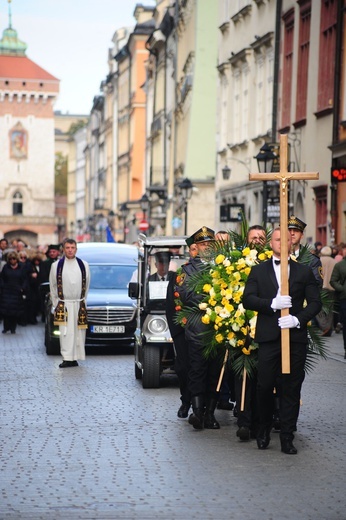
[295,1,311,125]
[313,185,328,244]
[317,0,337,113]
[281,9,295,129]
[13,191,23,215]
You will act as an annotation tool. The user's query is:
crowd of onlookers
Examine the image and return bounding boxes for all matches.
[0,237,61,333]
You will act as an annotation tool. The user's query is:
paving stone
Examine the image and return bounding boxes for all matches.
[0,324,345,519]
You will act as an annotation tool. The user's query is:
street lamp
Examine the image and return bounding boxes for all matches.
[119,203,130,243]
[139,193,150,221]
[222,165,231,180]
[178,177,194,235]
[254,143,277,225]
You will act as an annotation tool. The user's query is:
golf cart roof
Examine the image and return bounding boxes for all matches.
[138,234,188,248]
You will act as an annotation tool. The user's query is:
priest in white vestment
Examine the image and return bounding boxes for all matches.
[49,239,90,368]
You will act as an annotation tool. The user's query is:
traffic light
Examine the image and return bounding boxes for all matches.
[331,167,346,182]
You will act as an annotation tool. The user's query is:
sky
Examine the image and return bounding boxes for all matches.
[0,0,156,114]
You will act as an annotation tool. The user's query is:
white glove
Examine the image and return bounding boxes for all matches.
[278,315,300,329]
[271,291,292,310]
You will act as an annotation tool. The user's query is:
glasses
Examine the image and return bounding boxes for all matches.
[19,256,26,259]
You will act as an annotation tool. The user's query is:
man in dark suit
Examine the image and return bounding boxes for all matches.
[243,228,321,454]
[177,226,224,430]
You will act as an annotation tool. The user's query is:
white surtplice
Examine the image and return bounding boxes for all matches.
[49,257,90,361]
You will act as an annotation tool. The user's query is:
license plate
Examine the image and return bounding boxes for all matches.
[91,325,125,333]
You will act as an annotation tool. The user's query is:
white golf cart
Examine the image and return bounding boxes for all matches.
[128,234,189,388]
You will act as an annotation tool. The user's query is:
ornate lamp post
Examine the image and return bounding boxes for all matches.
[178,177,194,235]
[119,203,130,243]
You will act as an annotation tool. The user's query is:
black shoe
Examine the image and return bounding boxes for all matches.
[344,352,346,360]
[236,426,250,441]
[257,427,271,450]
[11,330,16,334]
[281,438,297,455]
[188,410,204,430]
[2,329,8,334]
[204,411,220,429]
[177,403,190,419]
[217,400,234,411]
[233,405,238,418]
[59,360,79,368]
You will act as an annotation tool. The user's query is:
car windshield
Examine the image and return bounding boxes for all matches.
[89,265,135,289]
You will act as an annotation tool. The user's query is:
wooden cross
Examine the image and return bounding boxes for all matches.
[249,133,319,373]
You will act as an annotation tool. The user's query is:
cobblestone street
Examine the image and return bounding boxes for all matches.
[1,323,345,520]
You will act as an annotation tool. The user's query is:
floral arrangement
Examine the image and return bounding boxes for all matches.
[173,224,329,378]
[174,242,273,378]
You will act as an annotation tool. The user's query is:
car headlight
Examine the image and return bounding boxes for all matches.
[147,317,168,334]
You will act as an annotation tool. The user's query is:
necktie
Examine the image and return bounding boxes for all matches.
[161,277,165,281]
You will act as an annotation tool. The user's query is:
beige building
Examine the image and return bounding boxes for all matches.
[217,0,337,245]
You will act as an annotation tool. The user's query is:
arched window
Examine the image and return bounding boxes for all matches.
[13,191,23,215]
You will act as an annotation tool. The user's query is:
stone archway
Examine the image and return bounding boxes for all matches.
[4,229,38,248]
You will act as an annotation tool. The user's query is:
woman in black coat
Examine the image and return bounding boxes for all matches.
[0,251,28,334]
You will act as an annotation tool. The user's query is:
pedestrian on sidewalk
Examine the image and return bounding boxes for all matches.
[0,251,28,334]
[330,244,346,359]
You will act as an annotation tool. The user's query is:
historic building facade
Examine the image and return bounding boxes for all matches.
[0,13,59,246]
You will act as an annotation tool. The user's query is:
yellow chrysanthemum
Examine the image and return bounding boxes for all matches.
[215,254,225,265]
[242,347,251,355]
[215,333,224,343]
[201,315,210,325]
[203,284,212,293]
[242,247,251,257]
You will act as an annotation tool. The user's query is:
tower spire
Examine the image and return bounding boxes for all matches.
[8,0,12,29]
[0,0,27,56]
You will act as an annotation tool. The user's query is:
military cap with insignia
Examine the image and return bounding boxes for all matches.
[287,216,306,233]
[191,226,215,244]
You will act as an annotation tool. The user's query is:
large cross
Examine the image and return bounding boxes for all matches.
[249,133,319,373]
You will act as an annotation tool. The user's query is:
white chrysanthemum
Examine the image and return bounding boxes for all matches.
[199,302,208,310]
[223,258,231,267]
[219,308,231,319]
[232,323,240,332]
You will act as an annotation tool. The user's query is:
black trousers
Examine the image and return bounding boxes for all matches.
[3,316,17,332]
[257,340,307,437]
[187,339,223,402]
[173,331,191,404]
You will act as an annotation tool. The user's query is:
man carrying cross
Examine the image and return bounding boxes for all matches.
[243,228,321,454]
[243,134,322,455]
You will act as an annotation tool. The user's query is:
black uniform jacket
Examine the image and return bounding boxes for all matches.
[178,256,209,344]
[242,259,322,344]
